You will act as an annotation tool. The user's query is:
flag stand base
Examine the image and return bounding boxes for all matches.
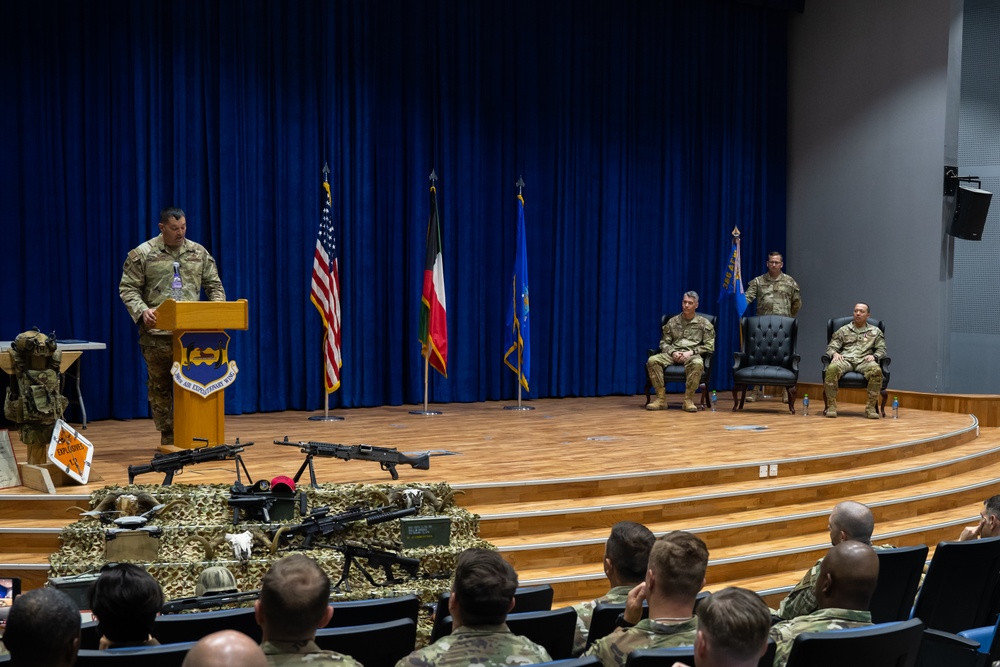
[503,405,534,411]
[308,415,344,421]
[409,409,442,416]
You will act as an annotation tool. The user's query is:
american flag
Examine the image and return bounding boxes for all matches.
[310,180,342,393]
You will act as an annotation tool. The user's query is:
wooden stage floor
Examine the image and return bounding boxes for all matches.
[1,394,980,494]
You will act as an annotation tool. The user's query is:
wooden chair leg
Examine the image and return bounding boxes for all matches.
[644,380,652,406]
[880,389,888,417]
[786,385,797,414]
[700,383,709,409]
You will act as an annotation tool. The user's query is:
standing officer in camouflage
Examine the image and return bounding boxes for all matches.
[646,292,715,413]
[396,548,551,667]
[119,207,226,446]
[769,541,878,667]
[824,303,886,419]
[584,531,708,667]
[745,252,801,402]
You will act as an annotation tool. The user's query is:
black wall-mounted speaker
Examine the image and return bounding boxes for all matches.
[948,186,993,240]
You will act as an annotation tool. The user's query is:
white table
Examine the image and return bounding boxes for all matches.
[0,340,107,428]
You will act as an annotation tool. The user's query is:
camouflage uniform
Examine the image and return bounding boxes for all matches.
[571,585,633,656]
[745,272,801,402]
[770,607,872,667]
[745,272,802,317]
[646,314,715,412]
[583,618,698,667]
[824,322,886,418]
[119,235,225,443]
[395,624,551,667]
[262,639,364,667]
[775,544,895,620]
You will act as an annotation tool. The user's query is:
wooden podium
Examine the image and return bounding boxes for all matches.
[155,299,248,452]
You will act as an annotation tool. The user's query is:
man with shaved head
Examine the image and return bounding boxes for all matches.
[770,541,879,667]
[775,500,888,620]
[183,630,268,667]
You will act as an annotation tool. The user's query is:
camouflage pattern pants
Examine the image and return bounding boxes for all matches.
[824,358,882,403]
[646,352,704,394]
[140,334,173,433]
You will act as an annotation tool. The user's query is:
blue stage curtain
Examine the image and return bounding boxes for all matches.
[0,0,787,421]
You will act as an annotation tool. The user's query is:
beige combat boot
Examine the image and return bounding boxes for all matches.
[647,388,668,411]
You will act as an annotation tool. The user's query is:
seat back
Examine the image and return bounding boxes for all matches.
[626,639,776,667]
[871,545,929,624]
[913,537,1000,634]
[740,315,797,368]
[586,602,650,649]
[153,605,260,644]
[785,619,925,667]
[73,641,198,667]
[431,584,554,642]
[314,618,417,667]
[324,593,420,628]
[504,607,579,660]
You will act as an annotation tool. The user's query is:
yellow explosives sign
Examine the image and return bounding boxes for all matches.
[47,419,93,484]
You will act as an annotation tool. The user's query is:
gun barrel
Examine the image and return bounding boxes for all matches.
[365,506,418,525]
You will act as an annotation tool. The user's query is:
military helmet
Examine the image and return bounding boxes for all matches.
[12,328,57,357]
[195,565,238,595]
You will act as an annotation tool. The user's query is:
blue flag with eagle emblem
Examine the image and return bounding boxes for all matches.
[503,194,530,391]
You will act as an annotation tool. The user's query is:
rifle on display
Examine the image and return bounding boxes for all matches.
[273,437,431,486]
[128,440,254,485]
[271,505,418,550]
[333,540,421,592]
[162,589,260,614]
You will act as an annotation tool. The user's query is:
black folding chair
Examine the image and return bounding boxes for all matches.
[870,545,928,623]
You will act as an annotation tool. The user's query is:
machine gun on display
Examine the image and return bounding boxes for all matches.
[271,505,418,550]
[128,439,254,485]
[273,437,430,486]
[161,589,261,614]
[332,540,421,592]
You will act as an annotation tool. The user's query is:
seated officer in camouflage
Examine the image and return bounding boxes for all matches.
[824,303,886,419]
[774,500,890,621]
[572,521,656,655]
[255,554,363,666]
[646,292,716,413]
[396,548,550,667]
[119,206,226,446]
[584,531,708,667]
[680,587,771,667]
[770,541,878,667]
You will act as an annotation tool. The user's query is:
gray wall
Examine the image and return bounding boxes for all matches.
[947,0,1000,393]
[787,0,962,393]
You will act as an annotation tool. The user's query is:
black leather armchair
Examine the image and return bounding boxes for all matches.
[732,315,799,413]
[643,313,718,409]
[821,316,891,416]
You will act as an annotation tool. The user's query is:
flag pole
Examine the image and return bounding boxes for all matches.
[309,162,343,422]
[411,169,443,416]
[506,176,533,411]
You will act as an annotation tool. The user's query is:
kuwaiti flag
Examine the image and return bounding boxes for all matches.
[419,183,448,377]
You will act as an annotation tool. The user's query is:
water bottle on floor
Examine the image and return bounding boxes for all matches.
[711,390,717,412]
[802,393,809,416]
[892,396,899,419]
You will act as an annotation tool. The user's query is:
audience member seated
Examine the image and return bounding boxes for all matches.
[584,531,709,667]
[182,630,268,667]
[395,548,551,667]
[572,521,656,655]
[2,587,81,667]
[769,541,878,667]
[774,500,889,620]
[959,494,1000,541]
[255,553,362,666]
[91,563,164,649]
[672,587,771,667]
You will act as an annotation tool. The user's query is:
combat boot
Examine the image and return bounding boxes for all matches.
[825,381,838,418]
[683,398,697,412]
[865,406,880,419]
[746,386,762,402]
[161,430,174,446]
[647,388,668,411]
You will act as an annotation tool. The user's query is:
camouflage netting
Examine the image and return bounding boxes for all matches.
[50,481,491,646]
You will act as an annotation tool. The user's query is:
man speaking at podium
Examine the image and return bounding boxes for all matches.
[119,206,226,446]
